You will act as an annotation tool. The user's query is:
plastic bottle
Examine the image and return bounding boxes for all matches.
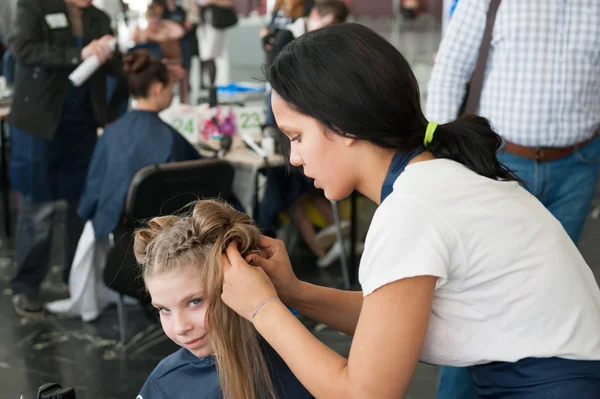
[68,39,117,87]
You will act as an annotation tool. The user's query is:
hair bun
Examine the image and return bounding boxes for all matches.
[123,49,152,74]
[133,215,181,265]
[191,200,260,255]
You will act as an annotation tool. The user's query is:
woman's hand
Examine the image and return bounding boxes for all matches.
[244,235,303,304]
[81,34,115,64]
[259,27,269,39]
[221,242,278,321]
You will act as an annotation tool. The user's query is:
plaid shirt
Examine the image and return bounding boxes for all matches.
[426,0,600,147]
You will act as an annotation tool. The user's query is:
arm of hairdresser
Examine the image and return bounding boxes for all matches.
[223,238,436,398]
[245,236,363,336]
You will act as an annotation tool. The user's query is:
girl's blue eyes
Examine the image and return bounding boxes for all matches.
[189,298,202,307]
[156,298,203,315]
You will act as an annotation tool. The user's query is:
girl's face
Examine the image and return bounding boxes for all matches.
[146,265,213,358]
[271,92,358,201]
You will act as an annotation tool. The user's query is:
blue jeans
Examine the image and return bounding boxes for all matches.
[2,50,16,84]
[436,135,600,399]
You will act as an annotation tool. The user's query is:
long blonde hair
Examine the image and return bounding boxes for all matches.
[133,200,277,399]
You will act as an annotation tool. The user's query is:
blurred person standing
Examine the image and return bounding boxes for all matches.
[196,0,234,90]
[0,0,18,42]
[427,1,600,398]
[130,1,185,60]
[0,0,18,78]
[262,0,347,133]
[130,1,186,101]
[161,0,193,103]
[8,0,124,317]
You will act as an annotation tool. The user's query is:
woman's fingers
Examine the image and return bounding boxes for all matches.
[225,241,249,267]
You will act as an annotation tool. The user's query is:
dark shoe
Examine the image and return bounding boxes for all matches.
[12,293,44,318]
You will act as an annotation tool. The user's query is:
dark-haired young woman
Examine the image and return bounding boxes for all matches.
[219,24,600,398]
[46,50,201,321]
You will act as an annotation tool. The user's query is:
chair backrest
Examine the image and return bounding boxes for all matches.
[124,158,235,223]
[104,158,235,302]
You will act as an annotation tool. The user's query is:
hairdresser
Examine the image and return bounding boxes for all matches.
[220,24,600,398]
[8,0,124,317]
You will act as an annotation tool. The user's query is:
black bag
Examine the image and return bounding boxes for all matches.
[205,5,238,30]
[458,0,501,116]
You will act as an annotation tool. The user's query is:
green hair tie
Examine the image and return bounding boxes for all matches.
[423,121,438,147]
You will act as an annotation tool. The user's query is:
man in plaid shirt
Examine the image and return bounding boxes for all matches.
[427,0,600,398]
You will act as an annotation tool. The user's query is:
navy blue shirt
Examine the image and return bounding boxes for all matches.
[77,110,201,238]
[138,344,312,399]
[380,149,423,202]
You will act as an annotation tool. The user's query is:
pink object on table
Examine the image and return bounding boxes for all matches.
[201,118,220,141]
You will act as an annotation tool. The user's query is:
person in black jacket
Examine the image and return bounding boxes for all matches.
[8,0,125,317]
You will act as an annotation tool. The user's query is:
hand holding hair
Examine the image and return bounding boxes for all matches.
[244,235,303,304]
[221,241,279,322]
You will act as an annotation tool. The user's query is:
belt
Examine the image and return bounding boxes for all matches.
[502,133,598,162]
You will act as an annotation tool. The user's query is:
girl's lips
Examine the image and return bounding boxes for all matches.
[184,335,206,348]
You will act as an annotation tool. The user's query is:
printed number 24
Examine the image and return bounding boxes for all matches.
[171,117,194,134]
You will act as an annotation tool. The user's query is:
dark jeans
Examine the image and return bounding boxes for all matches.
[1,50,16,84]
[258,167,316,236]
[11,198,85,296]
[436,135,600,399]
[470,357,600,398]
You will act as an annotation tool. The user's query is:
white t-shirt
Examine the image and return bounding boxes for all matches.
[359,159,600,367]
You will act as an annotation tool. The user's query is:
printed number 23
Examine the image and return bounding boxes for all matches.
[240,112,261,129]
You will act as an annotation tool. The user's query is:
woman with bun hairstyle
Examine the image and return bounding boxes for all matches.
[45,49,202,322]
[134,200,311,399]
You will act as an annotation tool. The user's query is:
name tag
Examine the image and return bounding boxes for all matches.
[45,13,69,29]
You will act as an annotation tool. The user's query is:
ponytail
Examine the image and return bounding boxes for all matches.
[426,115,522,183]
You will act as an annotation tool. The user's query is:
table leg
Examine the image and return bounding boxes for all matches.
[0,119,10,237]
[253,168,261,220]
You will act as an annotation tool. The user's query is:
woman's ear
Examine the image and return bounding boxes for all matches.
[150,81,164,98]
[344,136,356,147]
